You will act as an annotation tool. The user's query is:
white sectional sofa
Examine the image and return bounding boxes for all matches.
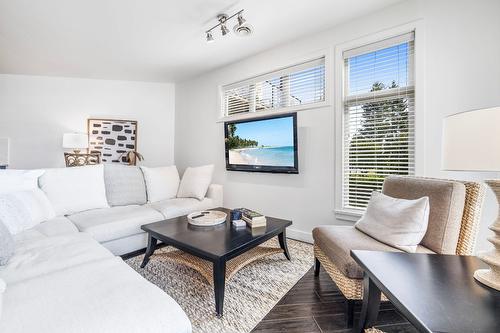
[38,164,223,256]
[0,164,223,333]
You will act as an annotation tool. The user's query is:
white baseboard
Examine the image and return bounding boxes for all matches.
[286,228,313,244]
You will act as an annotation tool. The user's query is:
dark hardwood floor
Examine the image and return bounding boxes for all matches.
[251,267,418,333]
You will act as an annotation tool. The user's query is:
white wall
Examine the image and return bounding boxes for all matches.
[175,0,500,252]
[0,74,175,168]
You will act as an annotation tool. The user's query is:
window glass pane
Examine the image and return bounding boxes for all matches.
[227,85,251,115]
[256,77,284,110]
[289,65,325,106]
[343,36,415,211]
[223,58,325,116]
[348,42,411,95]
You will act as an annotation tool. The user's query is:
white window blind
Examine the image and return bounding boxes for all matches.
[342,32,415,210]
[222,57,325,116]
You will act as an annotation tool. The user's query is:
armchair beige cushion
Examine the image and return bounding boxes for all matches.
[382,176,466,254]
[312,225,434,279]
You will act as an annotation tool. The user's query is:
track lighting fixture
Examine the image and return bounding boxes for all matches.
[220,24,229,36]
[236,13,246,26]
[233,13,252,36]
[205,10,252,43]
[206,31,214,43]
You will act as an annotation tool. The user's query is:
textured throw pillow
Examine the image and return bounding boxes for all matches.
[0,189,56,234]
[39,165,109,216]
[355,191,430,252]
[0,169,45,194]
[0,220,14,265]
[140,166,180,203]
[104,164,147,206]
[177,165,214,201]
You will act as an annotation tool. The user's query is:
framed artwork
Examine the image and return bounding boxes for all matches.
[87,118,138,164]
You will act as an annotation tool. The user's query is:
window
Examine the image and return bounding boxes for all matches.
[222,57,325,117]
[341,32,415,211]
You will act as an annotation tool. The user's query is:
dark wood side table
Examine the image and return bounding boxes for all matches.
[351,250,500,333]
[140,207,292,318]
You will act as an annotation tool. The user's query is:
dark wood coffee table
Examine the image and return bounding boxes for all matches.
[351,250,500,333]
[140,207,292,317]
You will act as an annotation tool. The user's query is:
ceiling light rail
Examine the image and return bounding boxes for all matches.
[205,9,252,43]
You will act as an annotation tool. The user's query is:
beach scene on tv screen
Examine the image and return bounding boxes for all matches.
[227,117,295,167]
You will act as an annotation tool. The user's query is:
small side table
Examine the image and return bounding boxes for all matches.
[351,250,500,333]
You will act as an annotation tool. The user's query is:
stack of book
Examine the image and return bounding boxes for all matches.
[238,208,267,228]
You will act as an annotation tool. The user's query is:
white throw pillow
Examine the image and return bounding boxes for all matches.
[0,169,45,194]
[39,165,109,216]
[177,165,214,201]
[140,166,180,203]
[0,189,56,234]
[355,191,430,253]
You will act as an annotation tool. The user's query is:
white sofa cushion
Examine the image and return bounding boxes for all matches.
[0,257,191,333]
[13,229,45,244]
[12,217,78,247]
[67,205,164,243]
[141,166,180,202]
[32,216,79,237]
[104,164,147,206]
[177,164,214,201]
[355,191,430,252]
[0,169,44,193]
[0,233,113,284]
[39,165,109,216]
[149,197,215,219]
[101,233,149,256]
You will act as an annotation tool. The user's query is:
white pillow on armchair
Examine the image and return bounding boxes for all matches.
[355,191,430,252]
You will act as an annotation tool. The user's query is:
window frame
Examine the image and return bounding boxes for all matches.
[334,21,425,222]
[217,49,333,123]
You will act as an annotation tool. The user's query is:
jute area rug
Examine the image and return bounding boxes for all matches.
[126,238,313,333]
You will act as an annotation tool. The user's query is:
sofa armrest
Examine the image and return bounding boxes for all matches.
[206,184,223,207]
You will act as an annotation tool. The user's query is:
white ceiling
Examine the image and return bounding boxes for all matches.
[0,0,403,82]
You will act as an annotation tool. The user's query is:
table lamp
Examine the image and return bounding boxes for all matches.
[62,133,100,167]
[442,106,500,291]
[62,133,88,154]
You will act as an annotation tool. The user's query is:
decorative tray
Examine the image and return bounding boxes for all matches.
[187,210,227,226]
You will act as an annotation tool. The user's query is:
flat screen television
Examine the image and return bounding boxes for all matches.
[224,113,298,174]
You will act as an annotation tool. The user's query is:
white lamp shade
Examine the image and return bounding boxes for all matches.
[442,106,500,172]
[62,133,88,150]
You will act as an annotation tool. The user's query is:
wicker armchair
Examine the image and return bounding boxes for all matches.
[313,176,486,327]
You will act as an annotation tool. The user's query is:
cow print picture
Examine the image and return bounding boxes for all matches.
[88,119,137,164]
